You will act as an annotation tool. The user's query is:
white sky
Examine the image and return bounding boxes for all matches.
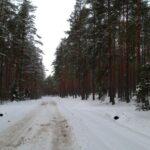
[32,0,76,77]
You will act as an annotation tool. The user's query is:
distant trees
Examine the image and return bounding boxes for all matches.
[53,0,150,109]
[43,75,57,96]
[0,0,45,101]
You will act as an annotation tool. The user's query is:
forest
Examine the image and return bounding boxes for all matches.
[0,0,150,110]
[51,0,150,110]
[0,0,45,101]
[0,0,150,149]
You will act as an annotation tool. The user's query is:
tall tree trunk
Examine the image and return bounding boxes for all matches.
[91,2,96,100]
[136,0,141,82]
[108,0,115,105]
[125,0,130,103]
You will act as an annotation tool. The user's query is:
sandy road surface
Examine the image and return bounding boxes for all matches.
[0,100,77,150]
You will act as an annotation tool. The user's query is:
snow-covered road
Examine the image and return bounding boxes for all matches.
[0,97,150,150]
[57,98,150,150]
[0,99,78,150]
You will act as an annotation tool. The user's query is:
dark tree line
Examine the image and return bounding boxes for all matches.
[0,0,45,102]
[52,0,150,110]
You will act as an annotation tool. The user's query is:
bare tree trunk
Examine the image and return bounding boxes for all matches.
[125,0,130,103]
[108,0,115,105]
[136,0,141,82]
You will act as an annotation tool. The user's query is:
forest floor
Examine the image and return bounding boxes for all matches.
[0,96,150,150]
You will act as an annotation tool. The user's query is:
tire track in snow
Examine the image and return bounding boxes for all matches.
[57,101,150,150]
[49,101,77,150]
[0,105,41,149]
[0,100,78,150]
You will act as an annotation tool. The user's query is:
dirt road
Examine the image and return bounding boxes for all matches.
[1,97,150,150]
[0,101,77,150]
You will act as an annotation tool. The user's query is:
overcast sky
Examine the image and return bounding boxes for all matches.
[32,0,76,76]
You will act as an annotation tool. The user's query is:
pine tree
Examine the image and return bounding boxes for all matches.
[0,0,45,101]
[0,0,16,99]
[136,63,150,110]
[52,0,150,108]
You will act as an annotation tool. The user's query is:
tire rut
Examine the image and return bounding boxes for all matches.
[0,106,40,150]
[50,102,75,150]
[0,100,78,150]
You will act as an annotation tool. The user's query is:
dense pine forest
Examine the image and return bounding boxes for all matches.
[1,1,150,149]
[0,0,45,101]
[0,0,150,110]
[50,0,150,109]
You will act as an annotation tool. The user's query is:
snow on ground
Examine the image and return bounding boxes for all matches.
[0,100,40,133]
[0,96,150,150]
[56,96,150,150]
